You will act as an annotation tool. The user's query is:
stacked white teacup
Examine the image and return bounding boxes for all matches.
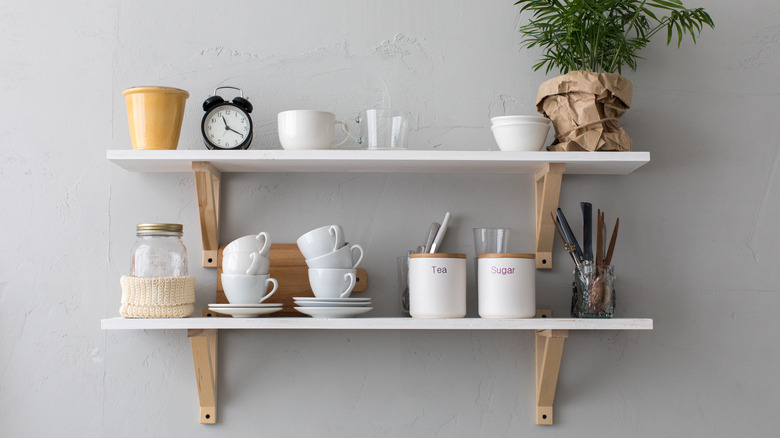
[294,225,372,318]
[211,232,282,317]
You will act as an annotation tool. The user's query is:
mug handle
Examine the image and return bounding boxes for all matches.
[328,225,341,252]
[256,231,271,256]
[259,277,279,303]
[341,117,362,145]
[246,252,262,275]
[333,121,350,148]
[350,244,364,269]
[339,273,356,299]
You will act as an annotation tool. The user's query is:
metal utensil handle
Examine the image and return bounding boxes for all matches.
[581,202,593,262]
[424,223,440,253]
[557,208,583,261]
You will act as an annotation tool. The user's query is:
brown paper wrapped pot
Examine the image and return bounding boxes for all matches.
[536,71,632,152]
[123,86,189,150]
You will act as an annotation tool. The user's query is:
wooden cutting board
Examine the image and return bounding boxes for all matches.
[210,243,367,317]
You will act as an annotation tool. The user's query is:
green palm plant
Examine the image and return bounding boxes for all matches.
[515,0,714,75]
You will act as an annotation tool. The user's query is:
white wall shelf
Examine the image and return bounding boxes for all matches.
[107,149,650,175]
[101,316,652,331]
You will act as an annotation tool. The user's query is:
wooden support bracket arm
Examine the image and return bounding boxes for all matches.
[534,163,565,269]
[193,162,221,268]
[535,323,568,425]
[189,329,218,424]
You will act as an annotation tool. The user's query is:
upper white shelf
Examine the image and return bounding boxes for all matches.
[101,317,653,331]
[107,150,650,175]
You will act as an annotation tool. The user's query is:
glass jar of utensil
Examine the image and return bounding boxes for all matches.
[571,262,615,318]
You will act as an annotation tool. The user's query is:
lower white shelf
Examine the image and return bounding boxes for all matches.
[101,316,653,331]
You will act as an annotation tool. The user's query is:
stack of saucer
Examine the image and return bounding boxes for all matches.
[293,297,373,318]
[208,302,282,318]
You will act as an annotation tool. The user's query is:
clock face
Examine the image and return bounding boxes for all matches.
[202,105,252,149]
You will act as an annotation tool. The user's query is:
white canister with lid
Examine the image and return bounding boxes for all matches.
[478,253,536,318]
[409,253,466,318]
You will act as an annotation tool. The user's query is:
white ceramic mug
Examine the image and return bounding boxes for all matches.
[222,251,270,275]
[278,110,350,150]
[408,253,466,318]
[221,273,279,304]
[477,253,536,318]
[224,232,271,256]
[297,225,345,260]
[306,243,364,269]
[308,268,356,299]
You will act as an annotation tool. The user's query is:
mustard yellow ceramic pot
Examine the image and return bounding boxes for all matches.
[123,86,189,150]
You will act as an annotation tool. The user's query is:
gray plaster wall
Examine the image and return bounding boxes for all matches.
[2,0,778,436]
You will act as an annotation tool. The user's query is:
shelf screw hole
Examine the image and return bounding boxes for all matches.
[542,414,547,419]
[541,314,547,318]
[205,414,210,420]
[541,259,547,265]
[208,258,213,263]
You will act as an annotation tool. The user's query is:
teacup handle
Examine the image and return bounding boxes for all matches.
[328,225,341,252]
[246,252,262,275]
[350,244,364,269]
[255,231,271,256]
[333,121,350,148]
[339,273,357,299]
[259,277,279,303]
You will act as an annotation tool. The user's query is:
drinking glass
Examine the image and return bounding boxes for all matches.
[473,228,511,254]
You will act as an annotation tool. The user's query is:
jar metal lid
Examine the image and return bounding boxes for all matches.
[136,223,183,233]
[477,253,534,259]
[409,253,466,259]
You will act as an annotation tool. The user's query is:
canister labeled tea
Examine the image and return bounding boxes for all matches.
[478,253,535,318]
[409,253,466,318]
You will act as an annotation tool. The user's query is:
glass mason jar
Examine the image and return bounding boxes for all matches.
[130,223,189,277]
[571,262,615,318]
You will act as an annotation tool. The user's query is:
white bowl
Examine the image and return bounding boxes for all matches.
[491,122,551,151]
[491,115,550,126]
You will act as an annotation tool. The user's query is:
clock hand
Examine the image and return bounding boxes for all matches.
[226,126,245,138]
[222,116,229,129]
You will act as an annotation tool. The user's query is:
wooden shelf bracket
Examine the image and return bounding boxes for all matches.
[534,163,565,269]
[535,309,568,425]
[193,162,221,268]
[189,329,218,424]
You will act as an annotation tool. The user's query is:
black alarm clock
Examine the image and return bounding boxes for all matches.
[201,86,253,150]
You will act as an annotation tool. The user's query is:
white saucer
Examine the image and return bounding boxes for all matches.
[293,297,371,302]
[295,301,371,308]
[208,307,282,318]
[294,306,373,318]
[209,303,282,308]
